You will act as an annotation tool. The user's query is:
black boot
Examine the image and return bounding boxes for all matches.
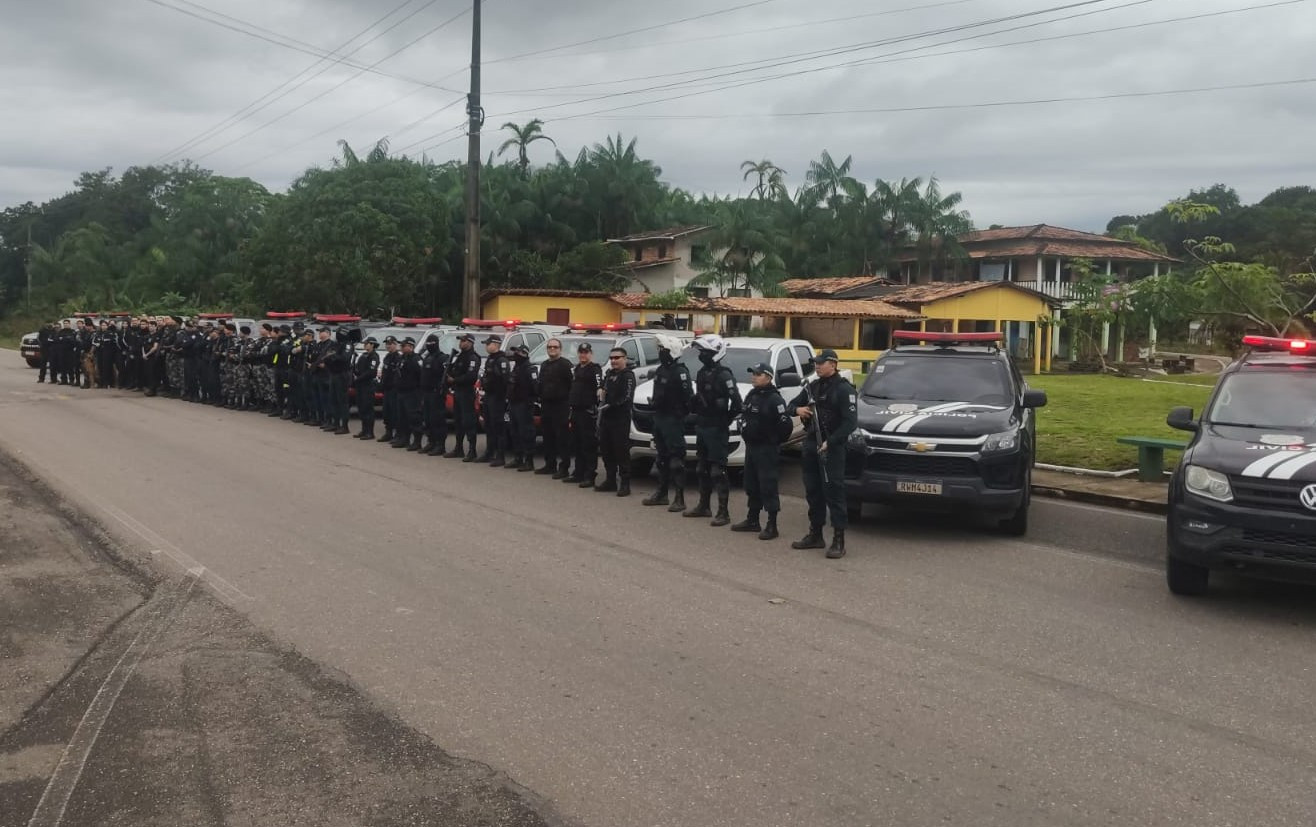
[391,434,409,448]
[683,479,712,518]
[334,425,350,435]
[407,433,423,451]
[642,485,669,507]
[475,452,494,464]
[442,449,463,458]
[667,486,686,513]
[731,512,762,533]
[490,452,506,468]
[534,461,554,475]
[463,448,478,462]
[594,477,618,493]
[504,455,522,470]
[377,430,393,443]
[826,530,846,559]
[792,527,826,550]
[578,476,598,489]
[518,458,535,473]
[426,441,445,456]
[759,513,779,541]
[711,491,731,527]
[552,466,570,480]
[616,478,631,497]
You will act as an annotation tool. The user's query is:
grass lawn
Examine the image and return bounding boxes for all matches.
[1030,374,1213,470]
[0,314,43,351]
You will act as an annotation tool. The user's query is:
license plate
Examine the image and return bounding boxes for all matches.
[897,480,943,495]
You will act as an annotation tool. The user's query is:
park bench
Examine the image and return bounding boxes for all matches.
[1117,436,1189,482]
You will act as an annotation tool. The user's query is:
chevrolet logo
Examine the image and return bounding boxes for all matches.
[909,442,937,453]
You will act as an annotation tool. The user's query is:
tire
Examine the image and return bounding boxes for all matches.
[1166,535,1209,596]
[997,464,1031,536]
[630,456,655,478]
[25,358,41,368]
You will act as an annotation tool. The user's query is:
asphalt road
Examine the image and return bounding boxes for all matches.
[3,354,1314,827]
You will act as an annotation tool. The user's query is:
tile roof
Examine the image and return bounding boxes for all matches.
[607,224,714,243]
[780,275,893,296]
[480,288,614,301]
[622,256,681,271]
[611,292,917,319]
[878,281,1060,307]
[960,224,1115,244]
[895,223,1178,263]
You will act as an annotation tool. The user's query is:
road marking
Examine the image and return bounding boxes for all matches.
[26,573,200,827]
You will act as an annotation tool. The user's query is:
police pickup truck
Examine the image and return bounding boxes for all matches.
[843,331,1046,535]
[1164,334,1316,595]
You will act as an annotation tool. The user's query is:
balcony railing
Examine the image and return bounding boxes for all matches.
[1017,280,1079,302]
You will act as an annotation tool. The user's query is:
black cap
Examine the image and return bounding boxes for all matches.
[482,335,502,345]
[577,341,592,353]
[292,321,305,331]
[401,336,416,347]
[317,326,331,333]
[383,335,398,344]
[279,324,291,334]
[239,326,251,335]
[363,336,379,346]
[817,349,839,363]
[747,362,774,376]
[225,323,236,332]
[261,322,273,331]
[459,333,475,343]
[512,344,529,356]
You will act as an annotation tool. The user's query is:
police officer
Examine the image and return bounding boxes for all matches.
[478,335,509,465]
[597,346,637,496]
[418,333,450,455]
[685,334,742,527]
[564,342,603,487]
[789,349,858,559]
[143,320,162,397]
[309,326,334,426]
[642,338,693,512]
[36,322,53,383]
[446,333,481,461]
[505,344,536,472]
[733,363,792,541]
[353,337,381,439]
[535,337,573,478]
[292,329,315,421]
[327,329,352,434]
[77,318,94,389]
[393,337,422,449]
[268,325,292,414]
[94,320,118,389]
[377,336,402,443]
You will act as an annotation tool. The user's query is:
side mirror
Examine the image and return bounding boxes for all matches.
[1021,388,1048,409]
[802,357,816,376]
[1167,406,1199,432]
[778,371,801,388]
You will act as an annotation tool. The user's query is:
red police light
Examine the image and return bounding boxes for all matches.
[570,322,634,332]
[892,331,1002,344]
[313,314,361,323]
[391,316,443,325]
[197,313,234,320]
[1243,335,1315,353]
[266,311,307,319]
[460,318,518,329]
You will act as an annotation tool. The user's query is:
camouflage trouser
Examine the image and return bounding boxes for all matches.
[235,364,254,406]
[257,365,275,406]
[220,362,234,403]
[166,353,183,392]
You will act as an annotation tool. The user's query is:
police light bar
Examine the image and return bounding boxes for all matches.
[266,311,307,319]
[459,318,519,329]
[197,313,234,320]
[313,314,361,323]
[391,316,443,326]
[569,322,635,332]
[892,331,1001,344]
[1242,335,1315,353]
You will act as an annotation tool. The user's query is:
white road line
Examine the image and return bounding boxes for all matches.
[26,574,200,827]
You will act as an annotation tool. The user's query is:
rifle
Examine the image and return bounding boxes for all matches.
[801,378,830,484]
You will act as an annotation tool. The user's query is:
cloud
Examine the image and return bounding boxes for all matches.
[1,0,1313,229]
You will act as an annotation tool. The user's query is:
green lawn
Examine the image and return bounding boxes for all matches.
[0,314,42,351]
[1030,374,1213,470]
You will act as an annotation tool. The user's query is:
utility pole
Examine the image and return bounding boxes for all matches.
[462,0,483,320]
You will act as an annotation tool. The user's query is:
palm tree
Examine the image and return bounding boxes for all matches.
[804,150,855,210]
[740,159,788,201]
[497,119,556,177]
[691,200,786,297]
[912,176,973,281]
[585,134,664,239]
[871,177,924,279]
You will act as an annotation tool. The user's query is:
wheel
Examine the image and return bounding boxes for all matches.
[1166,535,1209,596]
[997,464,1031,536]
[630,456,655,478]
[25,358,42,368]
[846,498,863,524]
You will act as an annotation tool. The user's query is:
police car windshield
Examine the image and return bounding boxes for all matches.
[675,347,771,378]
[529,336,608,363]
[862,356,1012,405]
[1206,370,1316,429]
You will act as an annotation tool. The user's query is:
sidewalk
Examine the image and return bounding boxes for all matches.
[1033,468,1167,514]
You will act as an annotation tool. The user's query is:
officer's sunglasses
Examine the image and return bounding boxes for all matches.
[546,344,560,349]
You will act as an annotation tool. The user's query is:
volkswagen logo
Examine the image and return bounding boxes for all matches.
[1300,484,1316,511]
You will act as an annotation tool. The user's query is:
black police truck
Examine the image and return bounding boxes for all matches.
[844,331,1047,535]
[1165,334,1316,595]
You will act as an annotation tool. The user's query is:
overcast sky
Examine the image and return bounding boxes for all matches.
[3,0,1314,230]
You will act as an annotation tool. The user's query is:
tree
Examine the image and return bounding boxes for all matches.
[910,177,973,280]
[803,150,854,210]
[691,200,787,297]
[740,159,787,201]
[497,119,556,177]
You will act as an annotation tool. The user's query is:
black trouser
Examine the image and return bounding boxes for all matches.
[694,422,731,505]
[37,353,49,381]
[96,351,114,388]
[356,380,376,431]
[453,386,478,453]
[183,357,199,398]
[482,395,507,458]
[312,373,331,423]
[331,372,349,428]
[399,389,421,441]
[599,412,630,483]
[382,388,398,434]
[144,356,160,393]
[570,405,598,480]
[652,411,687,490]
[540,400,569,470]
[274,367,288,411]
[801,439,847,530]
[743,441,781,516]
[509,401,534,459]
[422,388,447,447]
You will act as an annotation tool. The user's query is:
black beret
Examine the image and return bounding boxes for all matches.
[239,326,251,335]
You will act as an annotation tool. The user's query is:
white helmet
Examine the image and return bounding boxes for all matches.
[693,333,727,362]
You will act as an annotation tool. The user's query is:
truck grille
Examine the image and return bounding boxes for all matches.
[866,454,977,477]
[1223,542,1316,567]
[1230,477,1310,514]
[1241,529,1316,549]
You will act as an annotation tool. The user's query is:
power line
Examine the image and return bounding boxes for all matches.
[152,0,422,163]
[560,76,1316,120]
[390,97,472,153]
[191,5,471,162]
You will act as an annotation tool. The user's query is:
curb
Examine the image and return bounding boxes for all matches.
[1031,484,1167,515]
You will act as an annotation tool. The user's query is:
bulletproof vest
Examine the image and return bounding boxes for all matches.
[651,361,691,413]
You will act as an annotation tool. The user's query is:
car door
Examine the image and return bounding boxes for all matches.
[636,336,660,382]
[775,347,807,444]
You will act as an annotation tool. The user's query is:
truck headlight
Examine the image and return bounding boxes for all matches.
[1184,464,1233,503]
[983,429,1020,453]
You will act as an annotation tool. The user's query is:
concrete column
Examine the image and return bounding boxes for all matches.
[1101,321,1111,355]
[1149,317,1158,360]
[783,316,792,339]
[1154,262,1160,278]
[1051,308,1062,358]
[1007,259,1014,282]
[1055,257,1063,282]
[1114,320,1125,363]
[1037,256,1044,284]
[1033,321,1042,374]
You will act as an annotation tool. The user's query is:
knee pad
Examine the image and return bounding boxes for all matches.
[711,463,728,484]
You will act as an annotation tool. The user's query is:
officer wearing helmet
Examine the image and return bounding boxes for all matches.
[642,336,693,512]
[684,334,742,526]
[789,349,858,559]
[352,336,381,439]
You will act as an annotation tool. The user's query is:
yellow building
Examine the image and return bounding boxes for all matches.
[480,289,624,326]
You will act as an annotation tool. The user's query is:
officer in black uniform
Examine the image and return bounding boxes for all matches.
[478,335,509,465]
[789,349,858,559]
[419,334,450,455]
[535,338,574,478]
[732,363,792,541]
[94,320,118,389]
[292,329,315,420]
[36,322,53,383]
[377,336,401,442]
[353,337,381,439]
[393,337,422,449]
[446,333,481,461]
[505,344,536,472]
[642,339,693,512]
[564,342,604,487]
[685,335,742,527]
[597,346,637,496]
[328,329,352,434]
[77,318,94,388]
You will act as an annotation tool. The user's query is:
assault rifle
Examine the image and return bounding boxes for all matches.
[801,373,829,484]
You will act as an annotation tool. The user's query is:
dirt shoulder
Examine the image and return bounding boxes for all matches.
[0,454,569,827]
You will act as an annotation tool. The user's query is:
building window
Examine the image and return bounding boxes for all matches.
[546,308,570,325]
[725,288,750,298]
[687,286,710,299]
[859,321,891,350]
[633,247,642,262]
[657,243,668,259]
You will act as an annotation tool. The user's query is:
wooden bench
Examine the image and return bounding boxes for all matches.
[1117,436,1189,482]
